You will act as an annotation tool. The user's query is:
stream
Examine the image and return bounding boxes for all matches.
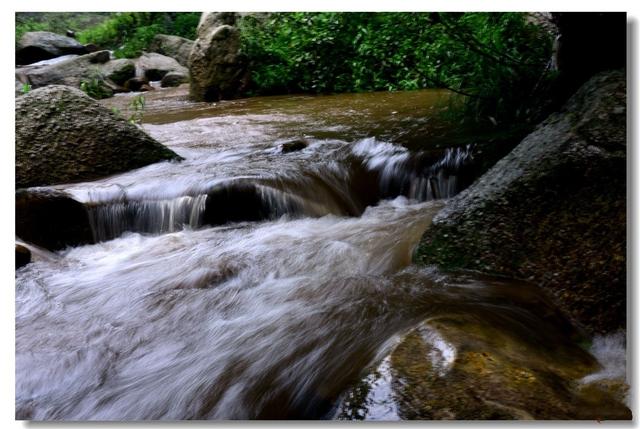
[15,86,630,420]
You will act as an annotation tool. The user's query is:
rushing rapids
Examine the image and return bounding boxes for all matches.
[15,87,629,420]
[40,135,474,243]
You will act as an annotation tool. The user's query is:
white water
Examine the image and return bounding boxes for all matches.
[16,198,442,420]
[16,89,626,420]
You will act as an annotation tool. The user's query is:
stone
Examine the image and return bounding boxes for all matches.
[15,244,31,269]
[281,139,309,153]
[148,34,194,67]
[160,71,189,87]
[196,12,238,39]
[188,21,249,102]
[15,189,94,251]
[15,85,182,189]
[15,79,25,97]
[415,70,627,334]
[160,72,189,88]
[100,58,136,85]
[135,52,188,82]
[16,31,88,65]
[124,76,150,92]
[16,50,113,91]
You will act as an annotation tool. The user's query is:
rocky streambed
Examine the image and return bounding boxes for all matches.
[15,74,629,420]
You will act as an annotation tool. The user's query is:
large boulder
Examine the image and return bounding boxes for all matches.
[135,52,188,81]
[16,50,111,89]
[188,15,249,102]
[16,31,88,65]
[148,34,194,67]
[196,12,238,39]
[16,53,136,96]
[16,85,181,189]
[415,70,626,334]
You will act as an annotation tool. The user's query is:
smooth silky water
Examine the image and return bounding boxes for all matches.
[16,87,629,420]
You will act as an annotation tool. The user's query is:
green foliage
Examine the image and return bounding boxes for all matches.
[77,12,200,59]
[15,12,113,44]
[15,19,48,42]
[80,71,112,100]
[21,83,32,94]
[128,95,146,124]
[240,12,554,125]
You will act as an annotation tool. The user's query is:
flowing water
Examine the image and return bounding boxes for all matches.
[15,87,629,420]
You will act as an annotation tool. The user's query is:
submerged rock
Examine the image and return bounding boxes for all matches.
[415,70,627,334]
[15,85,182,189]
[188,13,249,102]
[148,34,194,67]
[16,189,94,251]
[15,244,31,269]
[336,274,631,420]
[16,31,88,65]
[281,139,309,153]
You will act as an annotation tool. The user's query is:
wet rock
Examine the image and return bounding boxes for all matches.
[415,70,627,334]
[188,13,249,102]
[15,244,31,269]
[124,76,150,92]
[16,31,88,65]
[136,52,188,82]
[100,58,136,86]
[337,275,631,420]
[148,34,194,67]
[16,85,182,188]
[203,182,290,225]
[103,79,128,94]
[160,71,189,88]
[16,189,94,251]
[281,139,309,153]
[84,43,99,53]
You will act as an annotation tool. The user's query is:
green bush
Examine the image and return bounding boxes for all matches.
[77,12,200,59]
[15,19,48,42]
[15,13,113,45]
[79,70,113,99]
[240,12,554,126]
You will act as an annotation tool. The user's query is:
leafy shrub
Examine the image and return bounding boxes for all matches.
[78,12,200,59]
[128,94,146,124]
[15,19,48,42]
[240,12,554,126]
[79,71,112,99]
[15,13,113,45]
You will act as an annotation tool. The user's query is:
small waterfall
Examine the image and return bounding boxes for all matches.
[352,138,474,202]
[87,194,208,242]
[62,138,476,245]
